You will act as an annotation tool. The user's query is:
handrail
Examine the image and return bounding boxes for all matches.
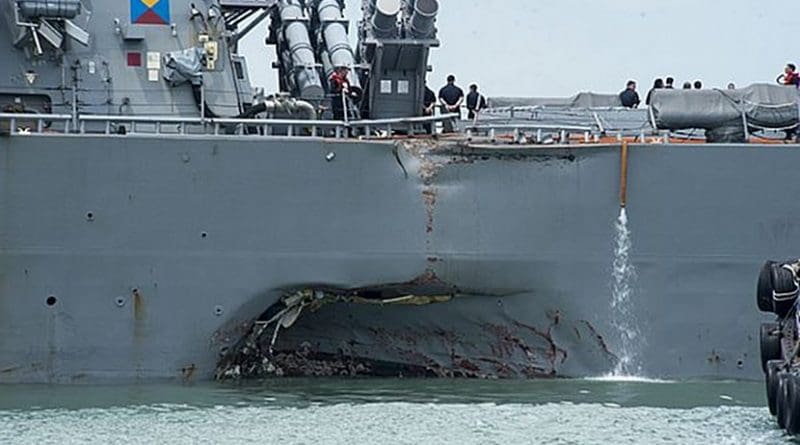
[472,123,593,132]
[76,113,459,126]
[4,112,790,145]
[0,113,73,120]
[0,113,73,134]
[0,112,459,139]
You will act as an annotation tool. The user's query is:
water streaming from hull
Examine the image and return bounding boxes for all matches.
[610,208,643,377]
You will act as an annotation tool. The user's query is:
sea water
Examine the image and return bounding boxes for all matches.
[0,378,785,445]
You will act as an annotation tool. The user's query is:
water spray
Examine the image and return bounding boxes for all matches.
[610,140,642,377]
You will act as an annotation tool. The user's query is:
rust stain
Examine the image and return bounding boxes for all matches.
[404,140,444,185]
[407,269,445,286]
[422,188,437,234]
[476,357,518,378]
[403,140,444,239]
[132,288,145,321]
[577,320,616,359]
[454,357,480,373]
[520,365,552,378]
[481,319,570,377]
[707,350,722,365]
[513,320,568,365]
[132,287,146,378]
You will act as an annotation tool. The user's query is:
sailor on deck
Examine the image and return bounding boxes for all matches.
[423,86,436,134]
[619,80,640,109]
[439,75,464,133]
[645,78,664,106]
[439,75,465,118]
[466,84,487,121]
[780,64,800,87]
[329,66,353,121]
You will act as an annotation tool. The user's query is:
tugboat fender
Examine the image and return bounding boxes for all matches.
[757,261,776,312]
[760,323,782,372]
[767,360,784,417]
[772,264,799,318]
[786,374,800,435]
[778,371,791,429]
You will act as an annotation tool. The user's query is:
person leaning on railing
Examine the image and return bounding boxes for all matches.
[329,66,356,121]
[778,63,800,87]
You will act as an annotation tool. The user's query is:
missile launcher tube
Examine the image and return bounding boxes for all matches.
[315,0,361,89]
[371,0,401,38]
[278,0,324,99]
[409,0,438,38]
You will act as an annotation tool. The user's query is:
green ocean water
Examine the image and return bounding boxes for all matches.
[0,378,786,445]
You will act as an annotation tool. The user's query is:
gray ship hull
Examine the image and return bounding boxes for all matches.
[0,134,791,383]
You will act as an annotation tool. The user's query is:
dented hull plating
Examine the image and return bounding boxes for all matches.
[0,134,793,383]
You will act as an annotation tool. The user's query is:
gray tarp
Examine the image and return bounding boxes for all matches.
[162,48,205,87]
[490,92,622,109]
[651,84,799,130]
[481,107,650,133]
[17,0,81,18]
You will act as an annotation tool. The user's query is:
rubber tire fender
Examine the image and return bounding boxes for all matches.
[757,261,776,312]
[772,264,799,318]
[787,374,800,435]
[761,323,782,373]
[778,371,790,429]
[767,360,785,416]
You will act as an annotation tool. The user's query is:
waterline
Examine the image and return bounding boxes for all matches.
[586,375,675,384]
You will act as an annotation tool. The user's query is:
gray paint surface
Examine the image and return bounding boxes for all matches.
[0,0,791,383]
[0,133,789,383]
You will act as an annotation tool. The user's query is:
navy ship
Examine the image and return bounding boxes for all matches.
[1,0,799,383]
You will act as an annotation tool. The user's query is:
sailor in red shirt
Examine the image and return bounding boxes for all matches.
[782,64,799,87]
[329,66,351,121]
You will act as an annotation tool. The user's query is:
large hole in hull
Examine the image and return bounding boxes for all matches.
[215,276,461,381]
[214,275,620,380]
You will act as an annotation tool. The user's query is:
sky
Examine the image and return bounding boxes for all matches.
[240,0,800,98]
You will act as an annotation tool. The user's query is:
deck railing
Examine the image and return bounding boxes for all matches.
[1,111,792,144]
[0,113,460,139]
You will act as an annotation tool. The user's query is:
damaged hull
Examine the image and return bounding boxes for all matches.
[0,134,792,382]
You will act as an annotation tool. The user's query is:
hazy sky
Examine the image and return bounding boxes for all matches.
[240,0,799,97]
